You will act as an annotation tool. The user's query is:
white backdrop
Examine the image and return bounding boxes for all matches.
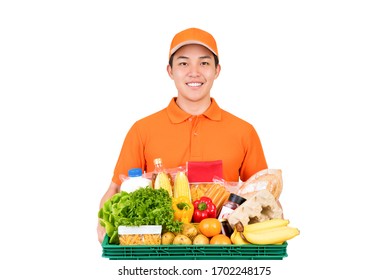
[1,1,388,279]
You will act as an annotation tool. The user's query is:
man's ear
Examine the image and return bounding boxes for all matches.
[214,64,221,79]
[167,64,174,79]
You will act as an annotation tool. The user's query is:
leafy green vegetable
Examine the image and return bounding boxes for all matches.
[98,187,182,244]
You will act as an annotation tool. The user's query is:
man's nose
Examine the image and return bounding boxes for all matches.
[188,64,201,76]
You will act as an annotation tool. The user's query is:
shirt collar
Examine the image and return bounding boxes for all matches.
[167,97,222,124]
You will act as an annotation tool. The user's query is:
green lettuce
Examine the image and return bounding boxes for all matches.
[98,187,182,244]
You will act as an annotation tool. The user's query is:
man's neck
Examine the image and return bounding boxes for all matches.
[175,97,212,116]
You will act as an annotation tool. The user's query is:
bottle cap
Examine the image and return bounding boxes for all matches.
[228,193,246,205]
[128,168,142,177]
[153,158,162,165]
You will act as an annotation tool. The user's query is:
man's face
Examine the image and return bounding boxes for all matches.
[167,44,220,103]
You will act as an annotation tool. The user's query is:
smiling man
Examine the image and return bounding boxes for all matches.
[167,43,219,115]
[97,28,268,243]
[167,28,220,115]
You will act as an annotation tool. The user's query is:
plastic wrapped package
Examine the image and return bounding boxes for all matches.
[118,225,162,245]
[237,169,283,200]
[189,182,213,202]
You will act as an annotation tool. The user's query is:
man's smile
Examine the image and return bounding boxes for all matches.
[187,82,203,87]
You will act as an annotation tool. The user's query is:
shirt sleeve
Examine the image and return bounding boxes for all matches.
[111,122,146,185]
[239,125,268,181]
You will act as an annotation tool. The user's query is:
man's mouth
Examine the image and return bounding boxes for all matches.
[187,82,203,87]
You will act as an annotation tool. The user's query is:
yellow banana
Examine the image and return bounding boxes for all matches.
[243,226,300,245]
[244,218,289,233]
[231,229,250,245]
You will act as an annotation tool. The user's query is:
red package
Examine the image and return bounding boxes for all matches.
[187,160,223,183]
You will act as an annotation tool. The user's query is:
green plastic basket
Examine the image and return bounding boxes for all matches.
[101,235,288,260]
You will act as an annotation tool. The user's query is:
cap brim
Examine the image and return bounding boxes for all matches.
[170,40,218,58]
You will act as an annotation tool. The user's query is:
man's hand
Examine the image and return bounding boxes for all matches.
[97,221,106,244]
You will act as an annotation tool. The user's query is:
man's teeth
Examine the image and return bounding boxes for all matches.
[187,83,202,87]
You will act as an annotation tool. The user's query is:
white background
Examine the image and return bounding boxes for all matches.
[1,1,388,279]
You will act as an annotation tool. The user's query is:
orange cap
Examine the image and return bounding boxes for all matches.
[169,27,218,60]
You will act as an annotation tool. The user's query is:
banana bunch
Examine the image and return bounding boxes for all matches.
[232,218,300,245]
[230,228,250,245]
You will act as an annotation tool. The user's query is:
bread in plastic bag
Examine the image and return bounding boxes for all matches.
[237,169,283,200]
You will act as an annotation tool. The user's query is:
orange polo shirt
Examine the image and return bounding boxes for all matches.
[112,97,267,185]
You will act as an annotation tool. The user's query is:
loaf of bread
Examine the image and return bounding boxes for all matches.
[237,169,283,200]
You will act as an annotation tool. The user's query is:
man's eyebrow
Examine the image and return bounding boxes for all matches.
[176,55,212,60]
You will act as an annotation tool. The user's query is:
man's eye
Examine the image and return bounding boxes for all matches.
[201,61,210,66]
[178,62,188,66]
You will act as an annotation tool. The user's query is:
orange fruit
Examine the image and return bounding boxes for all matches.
[198,218,222,238]
[210,234,232,245]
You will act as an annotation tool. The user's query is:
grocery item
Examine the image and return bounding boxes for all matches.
[230,228,250,245]
[180,223,198,240]
[173,234,192,245]
[172,196,194,224]
[232,219,299,245]
[234,220,299,245]
[217,193,246,237]
[192,234,209,245]
[198,218,222,238]
[243,218,289,232]
[218,193,247,220]
[118,225,162,245]
[98,187,182,244]
[209,234,232,245]
[161,232,176,245]
[187,160,223,183]
[192,196,217,223]
[173,171,191,201]
[190,183,212,201]
[120,168,152,193]
[203,183,230,214]
[227,189,283,228]
[242,226,299,244]
[238,169,283,200]
[152,158,173,196]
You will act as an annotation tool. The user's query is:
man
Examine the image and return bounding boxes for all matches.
[97,27,267,243]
